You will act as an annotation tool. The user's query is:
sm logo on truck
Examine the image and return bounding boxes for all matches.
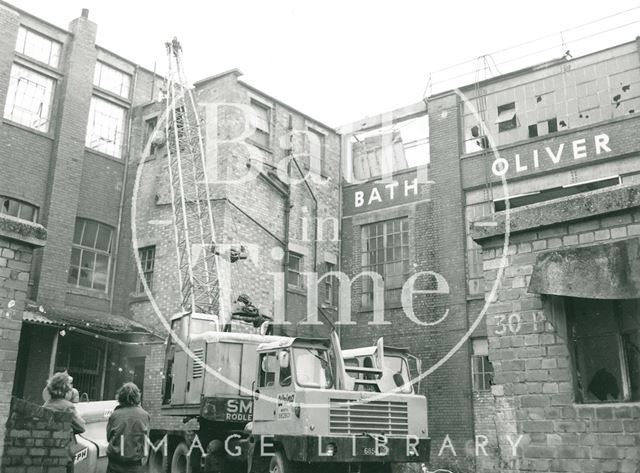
[225,399,252,422]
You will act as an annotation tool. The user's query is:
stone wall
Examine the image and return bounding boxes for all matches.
[0,215,46,461]
[473,186,640,472]
[1,397,72,473]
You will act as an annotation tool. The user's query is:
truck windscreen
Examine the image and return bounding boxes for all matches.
[293,348,333,389]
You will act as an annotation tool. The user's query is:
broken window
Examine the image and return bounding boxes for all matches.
[85,96,126,158]
[471,338,493,392]
[68,218,113,292]
[566,297,640,403]
[3,63,55,132]
[144,116,162,155]
[93,61,131,98]
[496,102,518,132]
[350,114,429,180]
[15,26,61,68]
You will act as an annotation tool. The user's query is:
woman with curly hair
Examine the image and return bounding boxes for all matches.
[106,382,150,473]
[42,371,86,473]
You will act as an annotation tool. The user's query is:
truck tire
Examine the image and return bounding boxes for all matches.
[171,442,190,473]
[147,447,170,473]
[269,451,300,473]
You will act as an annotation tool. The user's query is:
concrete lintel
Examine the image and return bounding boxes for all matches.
[0,214,47,247]
[337,101,428,135]
[471,183,640,242]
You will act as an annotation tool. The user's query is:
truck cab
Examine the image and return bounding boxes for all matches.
[249,338,430,473]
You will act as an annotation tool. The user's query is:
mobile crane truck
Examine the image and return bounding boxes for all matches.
[146,311,430,473]
[143,38,430,473]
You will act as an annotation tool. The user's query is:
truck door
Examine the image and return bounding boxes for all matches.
[171,350,188,405]
[252,352,278,422]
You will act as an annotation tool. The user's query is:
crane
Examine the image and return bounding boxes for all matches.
[162,38,267,335]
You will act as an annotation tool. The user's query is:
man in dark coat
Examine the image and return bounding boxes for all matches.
[106,382,151,473]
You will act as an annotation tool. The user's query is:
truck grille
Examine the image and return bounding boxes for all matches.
[329,398,409,435]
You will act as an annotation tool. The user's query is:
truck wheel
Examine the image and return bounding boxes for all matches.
[147,446,169,473]
[171,442,190,473]
[269,451,299,473]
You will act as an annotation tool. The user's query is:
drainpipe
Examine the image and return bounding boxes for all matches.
[109,65,139,313]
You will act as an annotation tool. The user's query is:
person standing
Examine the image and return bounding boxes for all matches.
[106,382,151,473]
[42,372,86,473]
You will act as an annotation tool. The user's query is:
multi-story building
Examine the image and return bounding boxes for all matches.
[461,39,640,472]
[0,1,161,413]
[125,68,342,422]
[1,1,640,472]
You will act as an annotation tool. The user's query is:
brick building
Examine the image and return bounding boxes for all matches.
[0,0,161,416]
[459,39,640,472]
[125,68,342,423]
[2,1,640,472]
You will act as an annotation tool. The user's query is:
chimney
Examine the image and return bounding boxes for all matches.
[81,8,89,18]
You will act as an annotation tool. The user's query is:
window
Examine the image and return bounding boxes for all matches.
[361,218,409,306]
[325,262,335,305]
[136,246,155,294]
[258,353,277,387]
[93,61,131,98]
[250,100,270,148]
[528,118,558,139]
[496,102,517,132]
[279,350,292,387]
[144,116,161,155]
[567,298,640,403]
[471,338,493,392]
[288,252,303,289]
[15,26,61,68]
[68,218,113,292]
[0,196,38,222]
[308,128,325,175]
[85,96,126,158]
[3,63,54,132]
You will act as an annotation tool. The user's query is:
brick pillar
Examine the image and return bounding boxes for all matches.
[38,13,97,306]
[0,216,46,461]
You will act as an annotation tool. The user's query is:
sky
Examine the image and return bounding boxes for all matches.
[7,0,640,126]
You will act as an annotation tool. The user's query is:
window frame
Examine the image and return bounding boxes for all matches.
[85,95,127,158]
[93,61,131,99]
[249,99,271,149]
[471,338,494,392]
[287,252,304,290]
[308,127,325,176]
[566,297,640,404]
[324,262,335,305]
[0,196,38,222]
[15,26,62,68]
[68,218,114,293]
[361,217,410,307]
[3,62,55,133]
[136,245,156,294]
[496,102,518,133]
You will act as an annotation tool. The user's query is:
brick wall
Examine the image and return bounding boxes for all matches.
[339,93,476,471]
[0,216,46,461]
[2,397,72,473]
[474,192,640,472]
